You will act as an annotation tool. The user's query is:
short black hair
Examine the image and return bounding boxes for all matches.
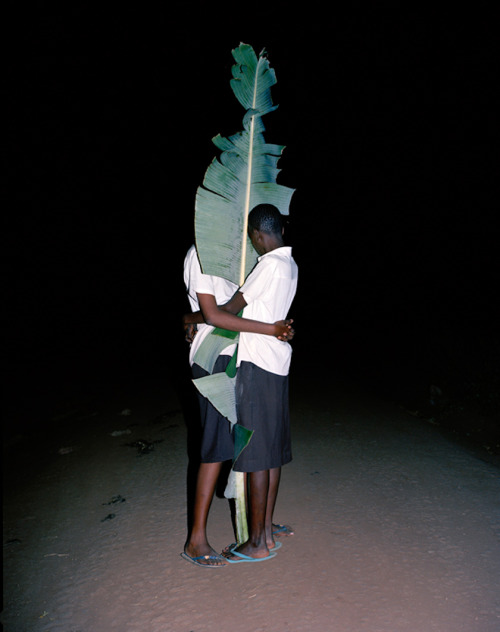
[248,204,284,235]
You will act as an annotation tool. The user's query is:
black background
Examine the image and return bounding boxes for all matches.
[5,4,498,419]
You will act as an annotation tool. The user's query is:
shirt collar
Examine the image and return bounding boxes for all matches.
[257,246,292,262]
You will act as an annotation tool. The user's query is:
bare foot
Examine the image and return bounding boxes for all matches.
[183,543,228,567]
[222,542,271,561]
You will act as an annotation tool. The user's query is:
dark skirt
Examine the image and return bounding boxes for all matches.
[192,356,234,463]
[233,361,292,473]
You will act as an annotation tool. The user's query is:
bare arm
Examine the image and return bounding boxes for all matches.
[182,292,294,340]
[182,290,246,325]
[219,290,247,316]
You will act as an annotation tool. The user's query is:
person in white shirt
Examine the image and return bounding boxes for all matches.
[220,204,298,563]
[181,240,294,567]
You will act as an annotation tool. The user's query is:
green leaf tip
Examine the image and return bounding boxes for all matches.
[195,42,294,285]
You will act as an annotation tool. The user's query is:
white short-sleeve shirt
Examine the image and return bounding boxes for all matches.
[238,246,298,376]
[183,245,238,366]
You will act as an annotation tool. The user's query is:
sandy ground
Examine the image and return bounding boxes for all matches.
[2,360,500,632]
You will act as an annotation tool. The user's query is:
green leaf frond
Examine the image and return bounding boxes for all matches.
[194,43,295,286]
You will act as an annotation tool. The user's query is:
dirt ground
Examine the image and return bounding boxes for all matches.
[2,359,500,632]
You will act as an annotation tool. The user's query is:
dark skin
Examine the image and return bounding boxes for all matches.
[183,228,294,565]
[183,292,294,342]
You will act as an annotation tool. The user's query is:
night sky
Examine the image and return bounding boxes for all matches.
[5,5,498,411]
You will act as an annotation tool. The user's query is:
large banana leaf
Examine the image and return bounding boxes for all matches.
[192,43,293,544]
[195,43,295,286]
[192,328,238,375]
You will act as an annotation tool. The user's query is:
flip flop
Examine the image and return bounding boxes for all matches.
[222,541,282,553]
[272,523,294,537]
[180,552,227,568]
[224,548,277,564]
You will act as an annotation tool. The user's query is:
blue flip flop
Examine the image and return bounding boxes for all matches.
[223,541,281,553]
[224,548,277,563]
[180,552,227,568]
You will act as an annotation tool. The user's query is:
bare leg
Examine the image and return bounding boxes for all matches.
[265,467,281,549]
[184,462,227,565]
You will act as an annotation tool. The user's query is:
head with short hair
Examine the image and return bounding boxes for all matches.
[248,204,284,237]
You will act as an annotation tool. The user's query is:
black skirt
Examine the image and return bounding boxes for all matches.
[192,356,234,463]
[233,361,292,472]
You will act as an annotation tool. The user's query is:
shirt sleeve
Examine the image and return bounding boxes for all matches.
[186,248,216,296]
